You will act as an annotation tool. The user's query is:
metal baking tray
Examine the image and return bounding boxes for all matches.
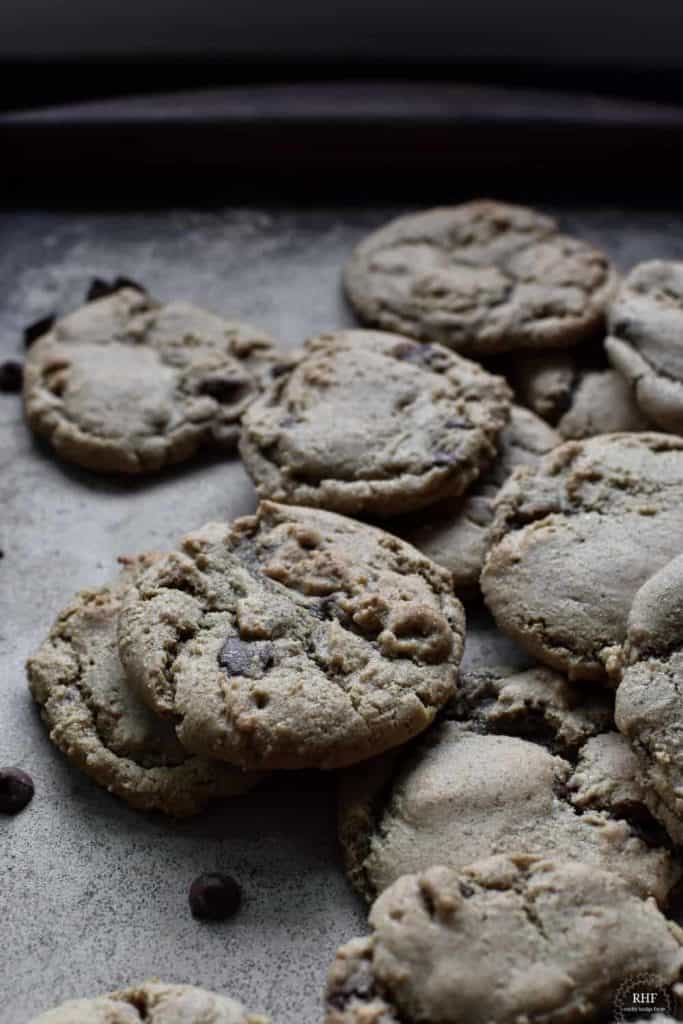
[2,83,683,1024]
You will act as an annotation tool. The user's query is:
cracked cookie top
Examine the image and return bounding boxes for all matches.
[325,856,683,1024]
[238,329,511,518]
[607,260,683,433]
[26,556,261,816]
[481,433,683,681]
[23,288,280,474]
[396,405,559,593]
[615,553,683,846]
[117,502,465,771]
[28,980,268,1024]
[344,200,617,356]
[338,666,677,907]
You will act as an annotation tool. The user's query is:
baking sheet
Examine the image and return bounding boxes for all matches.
[1,204,682,1024]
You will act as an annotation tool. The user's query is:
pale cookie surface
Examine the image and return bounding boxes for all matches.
[118,502,465,771]
[481,433,683,681]
[607,260,683,432]
[616,553,683,845]
[338,668,676,906]
[239,330,511,517]
[27,557,259,816]
[344,200,617,356]
[325,856,683,1024]
[23,288,280,473]
[397,406,559,593]
[28,980,268,1024]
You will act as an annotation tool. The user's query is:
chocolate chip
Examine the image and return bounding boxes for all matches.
[217,637,273,677]
[0,767,34,814]
[271,361,291,378]
[86,276,146,302]
[199,377,249,404]
[85,278,112,302]
[0,361,23,393]
[189,872,242,921]
[23,314,56,347]
[431,451,455,467]
[113,275,146,294]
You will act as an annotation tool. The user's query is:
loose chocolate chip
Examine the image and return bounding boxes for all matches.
[86,276,146,302]
[85,277,112,302]
[23,314,56,347]
[200,377,249,404]
[0,767,34,814]
[189,872,242,921]
[217,637,273,677]
[0,361,23,393]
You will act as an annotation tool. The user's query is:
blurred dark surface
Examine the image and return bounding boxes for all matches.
[2,2,683,204]
[2,81,683,206]
[3,0,683,111]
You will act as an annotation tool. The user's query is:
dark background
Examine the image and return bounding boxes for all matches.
[4,0,683,110]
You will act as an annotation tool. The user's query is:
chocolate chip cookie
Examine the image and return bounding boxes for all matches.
[325,856,683,1024]
[344,200,617,356]
[481,433,683,681]
[118,502,465,771]
[29,981,268,1023]
[615,553,683,845]
[239,330,511,517]
[338,666,677,907]
[27,556,261,816]
[397,406,558,593]
[607,260,683,433]
[23,288,280,473]
[510,347,650,438]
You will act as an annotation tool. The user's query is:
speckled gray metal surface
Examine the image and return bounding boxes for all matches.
[1,205,681,1024]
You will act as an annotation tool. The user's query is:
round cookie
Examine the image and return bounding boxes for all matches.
[449,665,614,756]
[607,260,683,432]
[557,368,652,439]
[397,406,559,593]
[239,330,511,517]
[28,980,268,1024]
[615,553,683,845]
[325,856,683,1024]
[508,348,650,437]
[118,502,465,771]
[344,200,617,356]
[338,668,676,907]
[27,556,261,816]
[481,433,683,682]
[23,287,280,473]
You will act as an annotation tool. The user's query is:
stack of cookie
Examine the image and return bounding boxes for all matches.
[28,502,466,813]
[23,200,683,1023]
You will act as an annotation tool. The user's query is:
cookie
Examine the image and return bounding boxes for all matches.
[325,856,683,1024]
[28,980,268,1024]
[510,347,650,438]
[344,200,617,356]
[481,433,683,681]
[397,406,558,593]
[615,553,683,845]
[118,502,465,771]
[449,665,614,756]
[239,330,511,517]
[338,668,676,907]
[27,556,260,816]
[23,288,280,473]
[607,260,683,432]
